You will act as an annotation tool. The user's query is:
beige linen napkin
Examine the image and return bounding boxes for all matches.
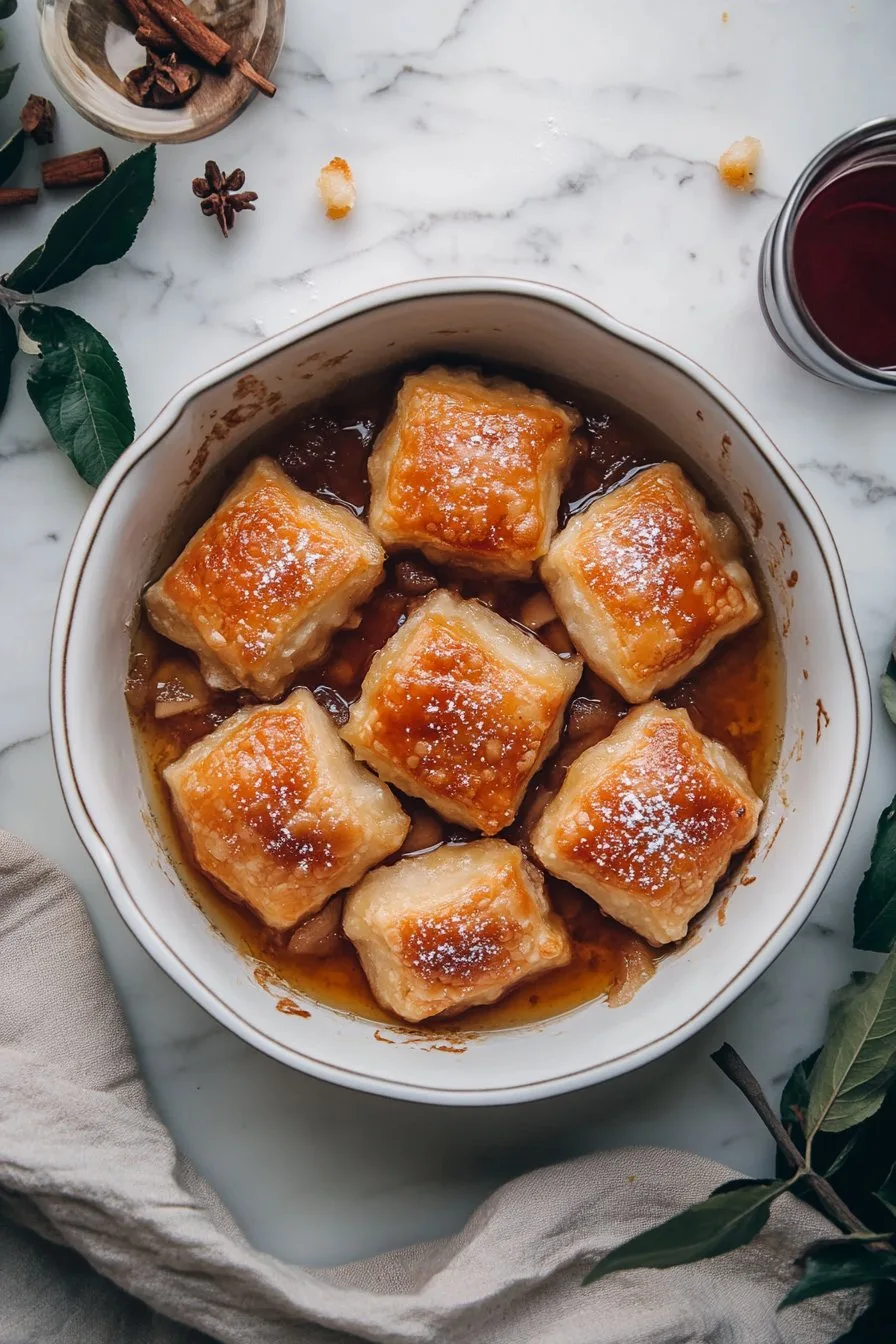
[0,830,863,1344]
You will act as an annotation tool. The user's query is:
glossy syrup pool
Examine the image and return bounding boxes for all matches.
[128,366,784,1032]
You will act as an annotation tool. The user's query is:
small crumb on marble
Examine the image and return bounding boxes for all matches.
[318,156,356,219]
[718,136,760,193]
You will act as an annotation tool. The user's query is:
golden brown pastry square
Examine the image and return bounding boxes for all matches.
[343,840,571,1022]
[146,457,384,700]
[164,687,409,932]
[532,702,761,945]
[341,590,581,834]
[540,463,760,703]
[367,366,580,578]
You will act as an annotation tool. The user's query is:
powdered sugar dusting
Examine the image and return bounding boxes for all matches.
[577,466,747,670]
[368,616,560,831]
[401,895,520,986]
[563,718,747,896]
[164,472,363,667]
[386,373,573,557]
[182,707,353,876]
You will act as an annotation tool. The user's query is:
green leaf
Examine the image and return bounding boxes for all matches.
[855,797,896,953]
[779,1052,816,1163]
[0,305,16,416]
[877,1161,896,1219]
[583,1180,787,1284]
[0,1,18,17]
[780,1073,896,1232]
[7,144,156,294]
[0,126,23,187]
[823,1130,863,1179]
[807,954,896,1135]
[780,1239,896,1309]
[882,649,896,727]
[21,305,134,487]
[778,1047,859,1176]
[0,63,17,100]
[712,1177,771,1195]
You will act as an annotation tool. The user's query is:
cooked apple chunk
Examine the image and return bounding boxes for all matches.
[368,366,580,578]
[532,702,761,945]
[541,463,760,703]
[164,687,409,931]
[343,840,571,1022]
[146,456,384,700]
[341,590,581,834]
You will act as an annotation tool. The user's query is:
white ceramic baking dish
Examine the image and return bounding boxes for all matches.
[50,278,871,1105]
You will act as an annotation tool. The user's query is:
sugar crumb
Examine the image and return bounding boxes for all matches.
[318,157,356,220]
[718,137,760,193]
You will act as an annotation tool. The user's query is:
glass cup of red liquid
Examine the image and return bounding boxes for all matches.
[760,117,896,389]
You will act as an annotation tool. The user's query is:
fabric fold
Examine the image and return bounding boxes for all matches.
[0,831,862,1343]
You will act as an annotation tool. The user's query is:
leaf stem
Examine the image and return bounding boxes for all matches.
[835,1230,896,1242]
[710,1044,873,1238]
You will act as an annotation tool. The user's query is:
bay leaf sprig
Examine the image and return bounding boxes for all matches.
[1,144,156,485]
[806,958,896,1135]
[854,801,896,953]
[584,658,896,1337]
[19,305,136,486]
[583,1178,793,1284]
[8,144,155,292]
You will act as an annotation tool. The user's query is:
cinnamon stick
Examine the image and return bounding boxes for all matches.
[125,0,276,99]
[117,0,175,52]
[235,56,277,98]
[143,0,230,67]
[41,149,110,190]
[0,187,39,206]
[135,22,176,52]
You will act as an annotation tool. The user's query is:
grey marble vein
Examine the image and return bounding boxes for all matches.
[802,460,896,506]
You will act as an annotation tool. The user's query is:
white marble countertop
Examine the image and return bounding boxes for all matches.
[2,0,896,1268]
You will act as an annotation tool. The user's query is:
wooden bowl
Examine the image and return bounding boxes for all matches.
[37,0,284,144]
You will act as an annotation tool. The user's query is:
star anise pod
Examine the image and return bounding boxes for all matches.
[192,161,258,238]
[20,94,56,145]
[124,51,202,109]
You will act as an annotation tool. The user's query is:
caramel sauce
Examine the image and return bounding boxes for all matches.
[128,367,784,1031]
